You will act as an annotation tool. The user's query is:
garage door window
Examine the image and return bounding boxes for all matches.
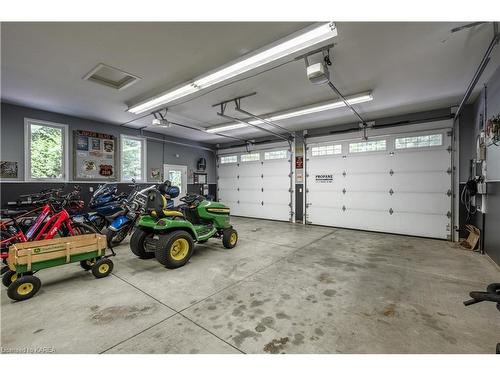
[264,150,288,160]
[241,153,260,162]
[220,155,237,164]
[311,144,342,156]
[395,134,443,149]
[120,135,146,181]
[349,140,386,153]
[24,118,68,181]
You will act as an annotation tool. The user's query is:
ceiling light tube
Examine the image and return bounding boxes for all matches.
[205,92,373,133]
[128,22,337,114]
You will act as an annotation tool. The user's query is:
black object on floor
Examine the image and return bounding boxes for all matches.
[464,283,500,353]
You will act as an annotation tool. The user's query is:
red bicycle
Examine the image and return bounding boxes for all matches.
[1,187,95,273]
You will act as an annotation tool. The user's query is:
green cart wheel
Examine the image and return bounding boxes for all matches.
[91,258,114,278]
[2,270,18,287]
[2,270,33,287]
[7,275,41,301]
[79,257,102,271]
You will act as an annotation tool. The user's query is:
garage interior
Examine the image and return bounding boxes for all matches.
[1,21,500,354]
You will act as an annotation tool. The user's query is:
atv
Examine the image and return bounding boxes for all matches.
[129,188,238,269]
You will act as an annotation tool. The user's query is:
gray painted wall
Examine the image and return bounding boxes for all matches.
[0,102,216,184]
[460,65,500,265]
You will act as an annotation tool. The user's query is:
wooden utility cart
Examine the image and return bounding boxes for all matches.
[2,234,115,301]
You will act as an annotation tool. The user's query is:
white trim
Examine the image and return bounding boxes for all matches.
[120,134,147,182]
[24,118,69,182]
[217,141,290,155]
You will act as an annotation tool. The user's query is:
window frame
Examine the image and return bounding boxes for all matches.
[24,118,69,182]
[348,139,387,154]
[264,150,289,160]
[310,144,342,157]
[220,155,238,164]
[394,133,443,150]
[120,134,147,182]
[240,152,261,162]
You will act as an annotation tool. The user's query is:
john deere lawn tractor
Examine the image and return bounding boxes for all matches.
[129,186,238,269]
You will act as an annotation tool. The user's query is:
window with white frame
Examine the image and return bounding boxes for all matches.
[24,118,68,181]
[220,155,238,164]
[395,134,443,149]
[311,144,342,156]
[349,140,386,153]
[241,152,260,162]
[264,150,288,160]
[120,135,146,181]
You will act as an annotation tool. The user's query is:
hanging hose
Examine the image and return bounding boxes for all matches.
[460,178,478,222]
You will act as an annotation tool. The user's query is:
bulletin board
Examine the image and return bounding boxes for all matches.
[73,130,117,180]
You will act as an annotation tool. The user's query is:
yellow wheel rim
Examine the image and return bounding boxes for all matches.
[170,238,189,261]
[230,232,237,246]
[17,282,34,296]
[98,263,110,274]
[11,273,18,283]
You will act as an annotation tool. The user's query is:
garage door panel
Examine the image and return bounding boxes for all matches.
[218,190,239,203]
[345,154,391,171]
[390,173,450,191]
[232,202,266,218]
[238,163,261,174]
[263,189,290,204]
[217,147,291,222]
[238,177,262,187]
[392,150,450,170]
[342,175,390,190]
[387,213,449,239]
[218,177,239,189]
[263,177,289,190]
[306,125,452,239]
[390,193,449,213]
[217,165,239,178]
[341,192,392,210]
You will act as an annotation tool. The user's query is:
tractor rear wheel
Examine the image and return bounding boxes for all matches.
[130,229,155,259]
[155,230,194,269]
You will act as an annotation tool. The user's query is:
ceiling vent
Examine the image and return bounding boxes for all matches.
[83,63,141,91]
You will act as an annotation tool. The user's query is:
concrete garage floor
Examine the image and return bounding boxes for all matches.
[1,217,499,354]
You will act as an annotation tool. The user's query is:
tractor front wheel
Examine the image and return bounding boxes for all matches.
[222,228,238,249]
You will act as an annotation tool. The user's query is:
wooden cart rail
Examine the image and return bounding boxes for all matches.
[8,234,107,273]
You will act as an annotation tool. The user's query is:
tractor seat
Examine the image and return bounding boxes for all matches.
[146,190,184,219]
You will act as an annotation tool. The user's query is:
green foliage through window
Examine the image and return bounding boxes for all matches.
[121,137,143,180]
[30,124,64,179]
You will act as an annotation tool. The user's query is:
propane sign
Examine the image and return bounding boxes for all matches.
[315,174,333,183]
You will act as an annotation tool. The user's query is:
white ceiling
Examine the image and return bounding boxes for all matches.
[2,22,499,144]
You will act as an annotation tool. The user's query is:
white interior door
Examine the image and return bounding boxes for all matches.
[306,122,453,239]
[163,164,187,206]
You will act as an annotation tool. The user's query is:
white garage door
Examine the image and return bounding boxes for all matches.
[217,146,292,221]
[306,122,453,239]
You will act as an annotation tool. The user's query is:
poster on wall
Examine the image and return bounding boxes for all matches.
[73,130,116,180]
[150,168,162,181]
[0,161,18,178]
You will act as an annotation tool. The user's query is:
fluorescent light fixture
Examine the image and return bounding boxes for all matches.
[205,92,373,133]
[128,22,337,114]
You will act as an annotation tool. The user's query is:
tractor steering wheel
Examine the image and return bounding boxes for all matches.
[180,194,202,205]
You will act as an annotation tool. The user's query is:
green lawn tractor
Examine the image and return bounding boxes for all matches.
[129,189,238,269]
